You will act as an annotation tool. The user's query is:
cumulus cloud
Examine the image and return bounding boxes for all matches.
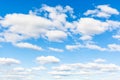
[0,5,74,44]
[75,18,108,35]
[13,42,43,51]
[36,56,60,64]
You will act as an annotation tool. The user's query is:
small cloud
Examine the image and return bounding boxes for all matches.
[13,42,43,51]
[65,44,82,51]
[113,35,120,40]
[108,44,120,52]
[84,5,119,18]
[93,58,106,63]
[36,56,60,64]
[48,47,64,52]
[0,58,20,65]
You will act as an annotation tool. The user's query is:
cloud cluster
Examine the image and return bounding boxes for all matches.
[0,4,120,52]
[0,5,73,43]
[49,58,120,79]
[66,43,120,52]
[0,56,120,80]
[0,56,57,80]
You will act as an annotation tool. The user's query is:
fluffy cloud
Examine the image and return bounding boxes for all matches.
[75,18,108,35]
[0,5,73,44]
[13,42,43,51]
[36,56,60,64]
[0,58,20,65]
[84,5,119,18]
[0,14,51,43]
[48,47,64,52]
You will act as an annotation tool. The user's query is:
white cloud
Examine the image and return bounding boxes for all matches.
[49,59,120,79]
[0,4,120,51]
[13,42,43,51]
[48,47,64,52]
[107,20,120,30]
[66,43,120,52]
[108,44,120,51]
[0,5,73,43]
[73,18,120,41]
[85,43,106,51]
[97,5,119,15]
[0,58,20,65]
[93,58,106,63]
[80,35,92,40]
[84,5,119,18]
[0,13,52,43]
[66,43,106,51]
[0,57,120,80]
[66,44,82,51]
[71,18,111,41]
[113,35,120,40]
[36,56,60,64]
[0,32,27,43]
[75,18,108,36]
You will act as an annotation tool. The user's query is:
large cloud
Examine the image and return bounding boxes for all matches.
[0,5,73,43]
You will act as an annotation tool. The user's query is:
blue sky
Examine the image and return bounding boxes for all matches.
[0,0,120,80]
